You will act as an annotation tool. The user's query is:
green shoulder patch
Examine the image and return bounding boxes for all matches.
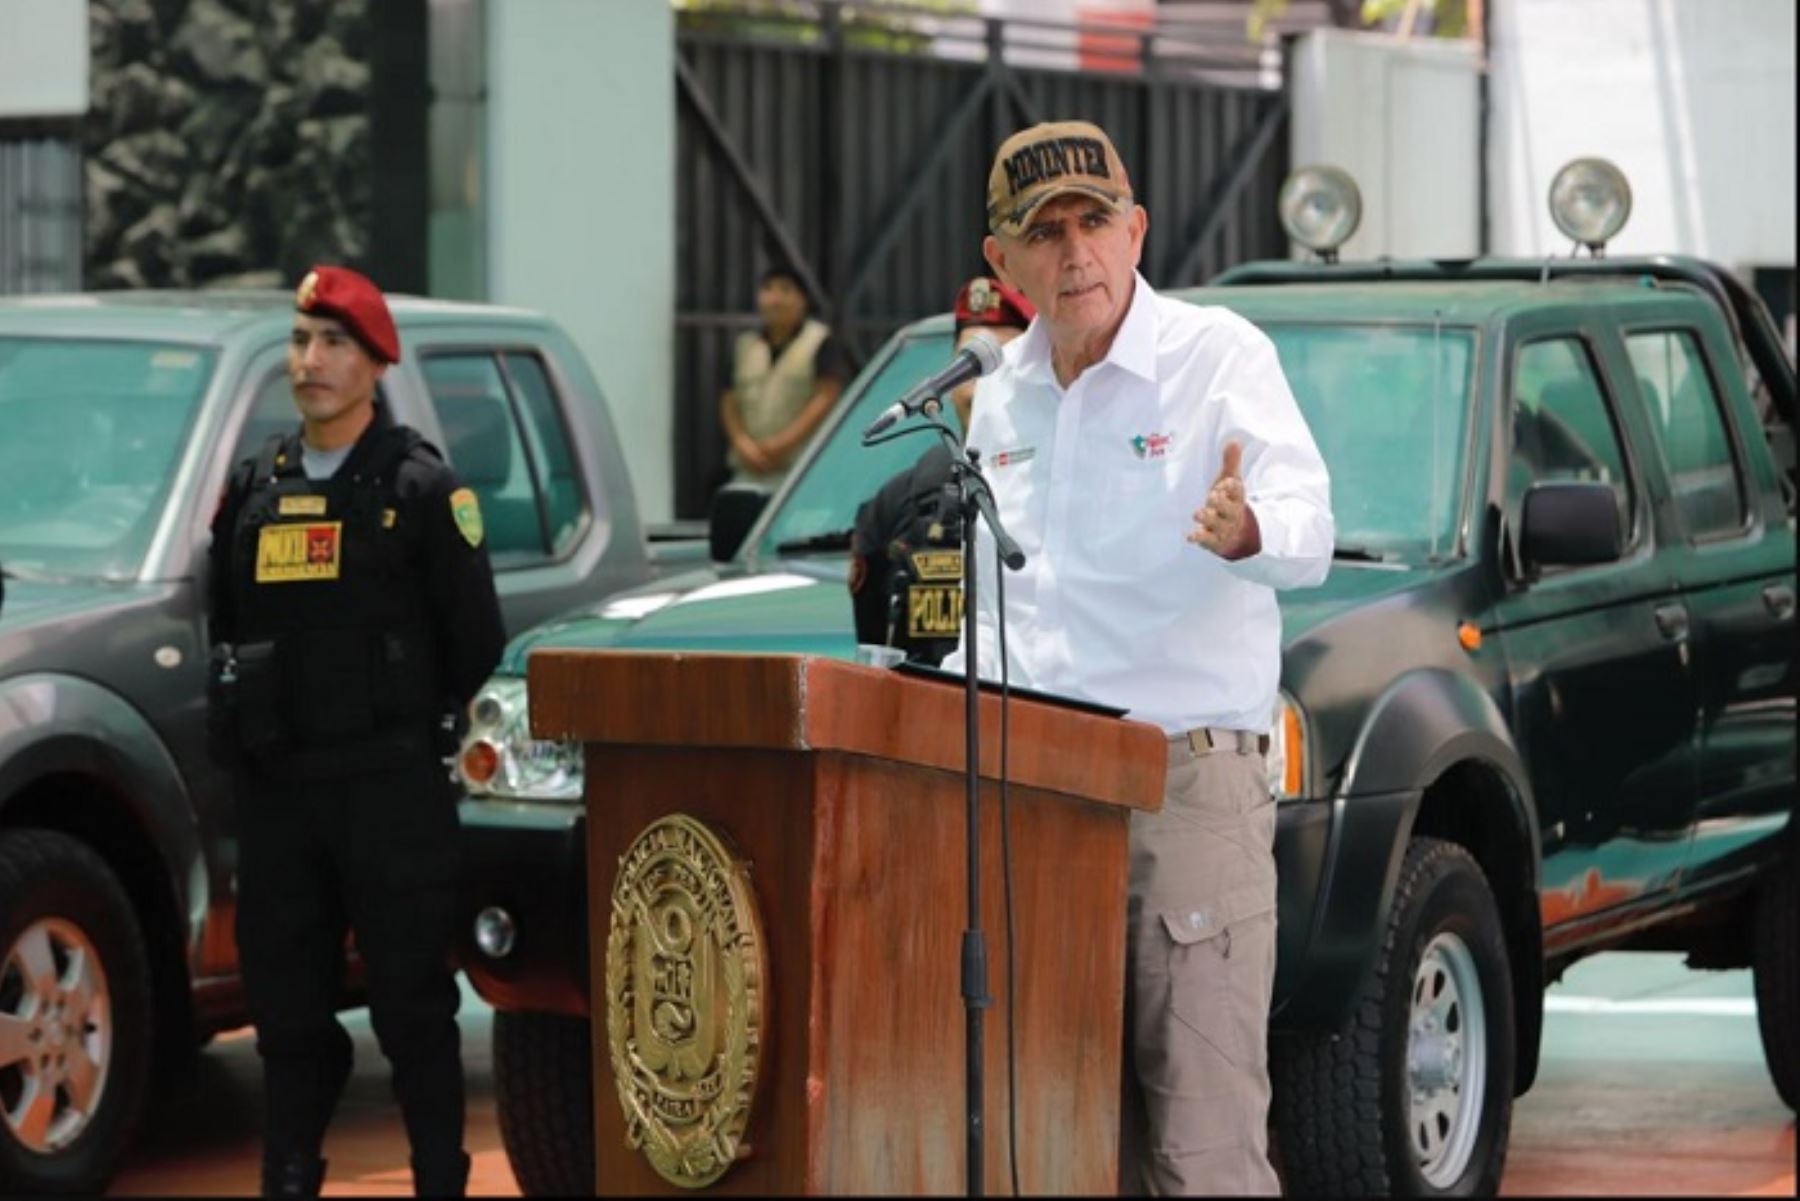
[450,487,484,548]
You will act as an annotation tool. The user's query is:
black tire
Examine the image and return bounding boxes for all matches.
[1273,837,1515,1197]
[1753,866,1796,1110]
[0,829,154,1195]
[493,1010,594,1195]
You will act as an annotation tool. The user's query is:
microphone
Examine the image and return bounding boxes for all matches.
[861,331,1005,440]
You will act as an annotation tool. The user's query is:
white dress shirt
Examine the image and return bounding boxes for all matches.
[942,274,1333,734]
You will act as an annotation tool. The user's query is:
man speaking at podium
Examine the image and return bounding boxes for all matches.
[944,121,1333,1195]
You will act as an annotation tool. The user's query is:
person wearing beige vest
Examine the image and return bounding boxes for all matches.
[719,266,848,490]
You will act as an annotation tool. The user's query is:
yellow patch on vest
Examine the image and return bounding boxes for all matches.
[450,487,484,548]
[278,494,328,517]
[255,522,342,583]
[907,582,963,639]
[905,549,963,640]
[910,549,962,581]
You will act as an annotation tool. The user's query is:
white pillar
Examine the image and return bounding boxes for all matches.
[1289,29,1480,261]
[486,0,676,523]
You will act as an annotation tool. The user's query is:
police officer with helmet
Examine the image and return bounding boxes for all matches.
[206,265,505,1198]
[849,276,1034,664]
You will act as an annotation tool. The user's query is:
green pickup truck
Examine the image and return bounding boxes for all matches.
[457,225,1796,1191]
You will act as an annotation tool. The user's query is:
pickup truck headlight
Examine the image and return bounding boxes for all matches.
[458,677,584,802]
[1264,694,1308,801]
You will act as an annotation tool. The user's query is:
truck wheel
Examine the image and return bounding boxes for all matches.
[1753,866,1796,1109]
[0,829,153,1195]
[493,1010,594,1195]
[1273,837,1515,1196]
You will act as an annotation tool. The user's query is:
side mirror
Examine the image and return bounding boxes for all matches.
[1521,481,1623,570]
[708,485,771,562]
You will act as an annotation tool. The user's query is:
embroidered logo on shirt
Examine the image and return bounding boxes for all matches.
[1130,432,1175,460]
[991,446,1036,468]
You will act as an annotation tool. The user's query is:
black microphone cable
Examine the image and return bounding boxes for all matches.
[961,453,1022,1195]
[994,518,1022,1197]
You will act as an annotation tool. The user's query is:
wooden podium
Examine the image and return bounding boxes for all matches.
[528,651,1165,1195]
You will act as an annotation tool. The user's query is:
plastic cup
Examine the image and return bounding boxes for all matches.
[854,643,907,669]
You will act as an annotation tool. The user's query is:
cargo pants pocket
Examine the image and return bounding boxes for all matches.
[1160,881,1276,1071]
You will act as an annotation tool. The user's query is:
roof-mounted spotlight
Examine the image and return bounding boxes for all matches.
[1279,165,1363,264]
[1549,157,1632,257]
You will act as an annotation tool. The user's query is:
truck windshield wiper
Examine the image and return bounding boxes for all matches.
[775,529,854,555]
[1333,545,1403,564]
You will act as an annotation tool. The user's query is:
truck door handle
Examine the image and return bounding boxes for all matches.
[1764,584,1796,621]
[1653,603,1690,641]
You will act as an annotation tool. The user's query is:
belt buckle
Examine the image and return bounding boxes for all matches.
[1185,728,1269,756]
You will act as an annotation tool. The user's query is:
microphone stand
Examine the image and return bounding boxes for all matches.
[917,400,1025,1197]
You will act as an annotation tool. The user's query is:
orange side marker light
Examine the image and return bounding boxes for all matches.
[1280,703,1305,798]
[461,740,500,785]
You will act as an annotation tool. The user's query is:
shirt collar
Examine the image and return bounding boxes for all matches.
[1012,272,1158,388]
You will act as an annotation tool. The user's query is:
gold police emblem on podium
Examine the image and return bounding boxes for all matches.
[605,815,768,1188]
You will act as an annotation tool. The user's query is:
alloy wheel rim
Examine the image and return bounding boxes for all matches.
[0,917,114,1152]
[1406,930,1486,1187]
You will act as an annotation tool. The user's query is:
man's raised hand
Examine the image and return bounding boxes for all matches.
[1186,441,1259,560]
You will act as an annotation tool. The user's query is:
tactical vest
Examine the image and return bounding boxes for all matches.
[225,427,443,768]
[730,319,831,453]
[882,475,965,667]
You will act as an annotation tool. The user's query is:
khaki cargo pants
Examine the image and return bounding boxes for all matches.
[1119,730,1282,1196]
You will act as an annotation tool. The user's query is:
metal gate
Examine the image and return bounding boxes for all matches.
[674,4,1291,515]
[0,133,83,295]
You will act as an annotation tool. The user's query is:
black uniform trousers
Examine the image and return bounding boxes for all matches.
[234,751,463,1173]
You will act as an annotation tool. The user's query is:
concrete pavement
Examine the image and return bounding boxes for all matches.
[1501,952,1794,1197]
[108,953,1793,1197]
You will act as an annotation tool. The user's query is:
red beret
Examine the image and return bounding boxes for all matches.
[953,276,1035,334]
[294,265,400,364]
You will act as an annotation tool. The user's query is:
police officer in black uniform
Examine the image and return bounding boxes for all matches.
[849,276,1035,664]
[207,265,505,1198]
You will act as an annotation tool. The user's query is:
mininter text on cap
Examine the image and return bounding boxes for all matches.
[985,120,1133,237]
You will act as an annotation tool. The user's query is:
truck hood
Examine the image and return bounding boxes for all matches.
[498,557,1443,677]
[0,577,147,644]
[1276,563,1441,643]
[498,561,861,675]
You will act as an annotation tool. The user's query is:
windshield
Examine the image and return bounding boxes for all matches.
[0,338,217,579]
[753,318,1474,564]
[1269,322,1475,560]
[757,332,961,557]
